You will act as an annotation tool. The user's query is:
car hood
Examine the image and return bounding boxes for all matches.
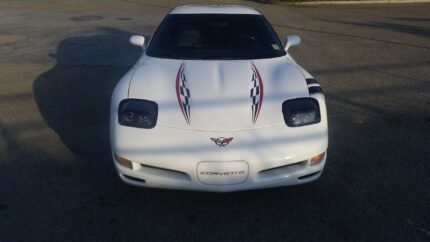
[128,56,309,131]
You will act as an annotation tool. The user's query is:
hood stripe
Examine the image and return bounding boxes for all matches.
[175,62,191,124]
[251,63,264,124]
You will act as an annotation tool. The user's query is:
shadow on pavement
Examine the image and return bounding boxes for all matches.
[33,28,142,164]
[339,21,430,39]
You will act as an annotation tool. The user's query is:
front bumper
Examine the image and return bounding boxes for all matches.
[113,152,326,192]
[111,97,328,192]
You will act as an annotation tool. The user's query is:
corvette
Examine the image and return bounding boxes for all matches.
[110,5,328,192]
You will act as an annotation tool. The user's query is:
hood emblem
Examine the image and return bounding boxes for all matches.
[250,63,264,124]
[176,62,191,124]
[210,137,234,147]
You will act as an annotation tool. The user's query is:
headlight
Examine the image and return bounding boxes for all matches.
[282,97,321,127]
[118,99,158,128]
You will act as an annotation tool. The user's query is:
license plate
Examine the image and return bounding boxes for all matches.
[197,161,249,185]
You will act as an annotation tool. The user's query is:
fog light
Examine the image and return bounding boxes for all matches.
[114,154,133,169]
[310,152,325,165]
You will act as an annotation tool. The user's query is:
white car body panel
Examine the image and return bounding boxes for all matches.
[127,56,309,130]
[110,5,329,192]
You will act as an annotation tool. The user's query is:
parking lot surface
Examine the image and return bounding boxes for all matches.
[0,0,429,241]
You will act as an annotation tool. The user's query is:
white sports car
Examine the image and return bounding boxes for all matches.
[110,5,328,192]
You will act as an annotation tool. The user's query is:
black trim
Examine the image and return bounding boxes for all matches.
[259,160,306,173]
[122,174,146,183]
[298,171,321,180]
[308,86,323,94]
[305,78,318,85]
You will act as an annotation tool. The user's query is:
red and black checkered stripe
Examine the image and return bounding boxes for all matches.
[250,63,264,124]
[176,62,191,124]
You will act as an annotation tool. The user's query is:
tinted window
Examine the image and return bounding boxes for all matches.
[146,14,285,60]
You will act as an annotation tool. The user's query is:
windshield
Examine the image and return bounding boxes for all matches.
[146,14,285,60]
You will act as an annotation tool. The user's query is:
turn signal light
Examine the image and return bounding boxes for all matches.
[114,154,133,169]
[310,152,325,165]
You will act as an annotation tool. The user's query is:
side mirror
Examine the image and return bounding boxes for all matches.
[284,35,301,52]
[130,35,145,48]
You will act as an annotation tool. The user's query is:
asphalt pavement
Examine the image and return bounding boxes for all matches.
[0,0,429,241]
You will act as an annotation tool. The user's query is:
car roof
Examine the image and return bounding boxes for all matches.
[169,5,261,15]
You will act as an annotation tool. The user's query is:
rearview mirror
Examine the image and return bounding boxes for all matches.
[284,35,301,52]
[130,35,145,48]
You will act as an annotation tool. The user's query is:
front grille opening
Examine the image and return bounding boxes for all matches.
[298,171,320,180]
[138,164,191,182]
[123,174,146,183]
[258,160,307,179]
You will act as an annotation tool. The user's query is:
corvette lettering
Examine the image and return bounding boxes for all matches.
[200,171,246,175]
